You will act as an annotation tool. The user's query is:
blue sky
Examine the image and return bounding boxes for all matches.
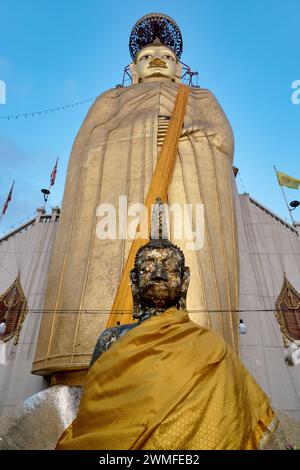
[0,0,299,234]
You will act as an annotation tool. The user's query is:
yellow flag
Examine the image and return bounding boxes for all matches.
[276,170,300,189]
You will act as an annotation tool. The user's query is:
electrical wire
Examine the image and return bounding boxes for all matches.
[4,308,292,315]
[0,98,95,120]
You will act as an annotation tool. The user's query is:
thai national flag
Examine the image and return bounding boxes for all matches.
[50,158,58,186]
[2,181,15,215]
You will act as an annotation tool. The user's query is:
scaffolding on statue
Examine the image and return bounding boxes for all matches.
[120,61,199,88]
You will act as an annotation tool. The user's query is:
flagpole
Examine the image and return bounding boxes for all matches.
[43,158,58,211]
[274,165,295,225]
[0,180,15,225]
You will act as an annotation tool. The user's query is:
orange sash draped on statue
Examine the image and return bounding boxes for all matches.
[50,83,189,387]
[106,84,190,328]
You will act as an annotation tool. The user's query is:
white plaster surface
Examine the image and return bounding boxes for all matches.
[0,210,59,416]
[237,194,300,422]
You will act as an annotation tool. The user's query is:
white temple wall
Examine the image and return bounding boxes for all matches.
[236,193,300,422]
[1,192,300,423]
[0,209,59,416]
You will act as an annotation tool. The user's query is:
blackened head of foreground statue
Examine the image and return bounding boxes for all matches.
[130,198,190,319]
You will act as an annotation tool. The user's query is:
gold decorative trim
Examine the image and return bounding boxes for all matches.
[275,273,300,347]
[51,369,88,386]
[258,415,279,450]
[32,363,88,377]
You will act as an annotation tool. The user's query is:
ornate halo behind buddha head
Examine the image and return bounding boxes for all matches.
[129,13,183,63]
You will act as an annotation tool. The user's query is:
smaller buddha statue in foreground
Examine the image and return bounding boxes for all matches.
[90,197,190,366]
[57,198,278,450]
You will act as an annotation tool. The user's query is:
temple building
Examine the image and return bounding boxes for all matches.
[1,194,300,424]
[0,13,300,448]
[0,208,60,413]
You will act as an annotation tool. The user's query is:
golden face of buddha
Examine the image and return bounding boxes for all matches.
[135,45,177,82]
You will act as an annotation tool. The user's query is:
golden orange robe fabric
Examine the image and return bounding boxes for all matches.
[56,308,278,450]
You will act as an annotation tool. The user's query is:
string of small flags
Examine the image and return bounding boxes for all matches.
[0,97,95,120]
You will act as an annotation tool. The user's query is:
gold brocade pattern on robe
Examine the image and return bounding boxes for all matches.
[56,308,277,450]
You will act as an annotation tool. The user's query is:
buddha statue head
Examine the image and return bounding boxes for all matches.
[130,198,190,319]
[129,13,183,84]
[132,40,181,83]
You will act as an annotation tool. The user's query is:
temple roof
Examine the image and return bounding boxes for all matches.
[241,193,299,236]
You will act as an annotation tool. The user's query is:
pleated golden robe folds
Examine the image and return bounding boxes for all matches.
[56,308,277,450]
[33,81,239,375]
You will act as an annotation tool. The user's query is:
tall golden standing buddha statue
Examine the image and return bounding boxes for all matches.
[32,13,239,381]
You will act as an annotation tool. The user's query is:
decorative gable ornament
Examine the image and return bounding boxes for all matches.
[275,274,300,366]
[0,275,28,345]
